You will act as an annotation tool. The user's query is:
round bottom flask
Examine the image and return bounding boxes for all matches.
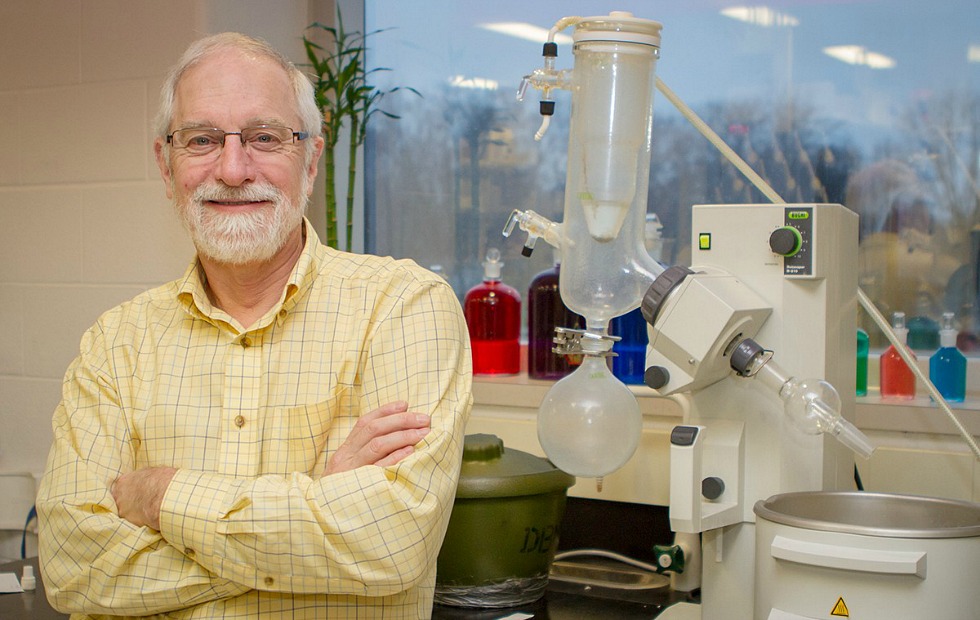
[537,355,642,478]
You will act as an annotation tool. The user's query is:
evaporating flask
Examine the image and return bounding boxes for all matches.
[537,355,642,478]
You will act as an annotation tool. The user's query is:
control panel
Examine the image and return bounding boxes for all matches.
[776,206,813,276]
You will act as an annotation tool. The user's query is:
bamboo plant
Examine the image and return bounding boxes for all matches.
[304,16,416,250]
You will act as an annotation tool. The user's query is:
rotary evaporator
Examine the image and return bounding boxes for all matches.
[505,11,980,620]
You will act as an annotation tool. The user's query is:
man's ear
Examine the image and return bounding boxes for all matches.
[154,138,174,200]
[305,135,325,198]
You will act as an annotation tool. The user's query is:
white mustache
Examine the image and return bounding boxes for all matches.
[191,182,282,205]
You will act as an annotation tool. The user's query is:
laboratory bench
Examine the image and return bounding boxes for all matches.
[469,374,980,506]
[0,557,63,620]
[0,556,695,619]
[432,579,698,619]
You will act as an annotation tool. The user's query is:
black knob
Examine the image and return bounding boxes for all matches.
[769,227,802,256]
[644,366,670,390]
[702,477,725,501]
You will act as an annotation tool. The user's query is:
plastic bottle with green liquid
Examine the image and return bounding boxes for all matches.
[856,328,869,396]
[907,292,940,351]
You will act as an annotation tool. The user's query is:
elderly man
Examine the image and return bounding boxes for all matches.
[36,32,471,619]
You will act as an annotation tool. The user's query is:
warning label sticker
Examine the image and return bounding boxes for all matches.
[830,597,850,617]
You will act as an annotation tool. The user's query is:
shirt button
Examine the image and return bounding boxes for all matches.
[184,548,195,557]
[278,309,287,318]
[264,576,275,587]
[234,415,245,428]
[241,336,252,348]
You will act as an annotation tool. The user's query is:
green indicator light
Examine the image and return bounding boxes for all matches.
[788,211,809,220]
[698,233,711,250]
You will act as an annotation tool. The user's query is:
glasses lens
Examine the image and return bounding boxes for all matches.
[242,126,293,152]
[173,128,224,154]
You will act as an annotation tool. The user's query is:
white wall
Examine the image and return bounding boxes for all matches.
[0,0,331,479]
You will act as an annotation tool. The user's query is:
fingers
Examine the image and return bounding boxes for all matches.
[360,400,409,421]
[374,445,416,468]
[325,401,432,475]
[364,425,430,460]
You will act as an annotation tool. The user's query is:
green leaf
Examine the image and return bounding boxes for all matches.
[302,11,417,249]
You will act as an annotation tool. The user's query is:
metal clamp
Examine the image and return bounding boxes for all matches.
[553,327,620,357]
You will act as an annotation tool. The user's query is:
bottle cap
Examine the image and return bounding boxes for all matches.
[891,311,909,345]
[21,565,36,591]
[940,312,957,348]
[482,248,503,281]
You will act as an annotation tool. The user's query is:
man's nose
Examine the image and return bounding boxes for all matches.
[215,135,255,187]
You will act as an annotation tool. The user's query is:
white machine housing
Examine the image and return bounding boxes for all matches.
[649,203,859,619]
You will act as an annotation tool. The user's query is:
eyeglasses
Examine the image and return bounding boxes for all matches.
[166,125,309,156]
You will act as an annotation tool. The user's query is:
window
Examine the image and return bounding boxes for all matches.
[362,1,980,351]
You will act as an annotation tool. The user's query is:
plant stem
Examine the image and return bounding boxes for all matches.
[346,113,360,251]
[323,141,338,249]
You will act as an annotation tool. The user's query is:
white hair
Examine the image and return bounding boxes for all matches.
[155,32,321,164]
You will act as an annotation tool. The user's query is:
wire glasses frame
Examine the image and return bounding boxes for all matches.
[166,125,310,156]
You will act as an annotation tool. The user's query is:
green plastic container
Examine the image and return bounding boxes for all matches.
[435,433,576,608]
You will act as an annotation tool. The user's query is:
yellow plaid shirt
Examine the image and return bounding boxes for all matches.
[37,219,472,619]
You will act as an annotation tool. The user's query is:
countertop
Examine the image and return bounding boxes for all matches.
[0,557,65,620]
[433,578,698,619]
[0,557,696,619]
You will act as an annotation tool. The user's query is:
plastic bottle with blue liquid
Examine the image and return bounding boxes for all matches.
[929,312,966,402]
[610,213,664,384]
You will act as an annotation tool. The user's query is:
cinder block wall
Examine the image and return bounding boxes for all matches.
[0,0,330,478]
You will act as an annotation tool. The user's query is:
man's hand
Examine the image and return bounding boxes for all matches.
[326,401,431,475]
[111,466,178,531]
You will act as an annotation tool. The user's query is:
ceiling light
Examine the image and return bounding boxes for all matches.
[721,6,799,27]
[478,22,574,45]
[448,75,499,90]
[969,45,980,63]
[823,45,896,69]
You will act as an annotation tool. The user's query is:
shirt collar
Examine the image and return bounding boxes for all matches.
[176,218,322,332]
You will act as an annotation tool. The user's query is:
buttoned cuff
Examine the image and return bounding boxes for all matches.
[159,469,239,568]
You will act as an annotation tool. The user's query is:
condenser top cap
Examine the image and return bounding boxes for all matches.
[573,12,663,48]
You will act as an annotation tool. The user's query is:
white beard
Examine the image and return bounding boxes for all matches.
[175,181,306,265]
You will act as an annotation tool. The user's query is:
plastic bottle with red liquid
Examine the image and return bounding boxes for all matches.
[880,311,917,400]
[464,248,522,375]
